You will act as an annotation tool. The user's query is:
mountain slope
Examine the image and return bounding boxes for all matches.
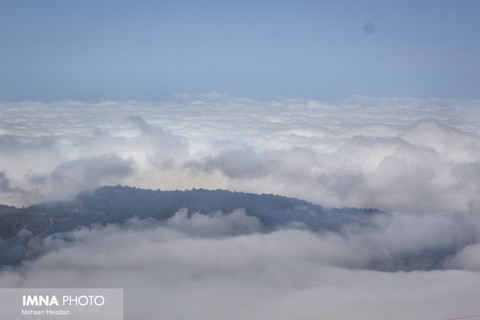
[0,186,379,266]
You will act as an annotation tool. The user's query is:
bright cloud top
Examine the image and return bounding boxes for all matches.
[1,94,480,213]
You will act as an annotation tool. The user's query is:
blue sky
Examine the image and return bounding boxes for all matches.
[1,0,480,101]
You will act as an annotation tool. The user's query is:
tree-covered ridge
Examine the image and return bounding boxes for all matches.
[0,186,379,267]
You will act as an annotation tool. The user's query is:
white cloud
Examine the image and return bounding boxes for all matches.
[2,212,480,319]
[47,154,134,201]
[163,208,264,237]
[1,95,480,213]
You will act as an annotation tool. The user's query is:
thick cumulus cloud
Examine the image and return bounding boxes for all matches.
[2,95,480,213]
[2,211,480,319]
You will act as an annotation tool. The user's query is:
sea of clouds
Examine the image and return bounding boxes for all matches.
[2,93,480,213]
[2,94,480,319]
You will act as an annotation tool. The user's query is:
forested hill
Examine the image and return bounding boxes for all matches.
[0,186,379,266]
[76,186,377,226]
